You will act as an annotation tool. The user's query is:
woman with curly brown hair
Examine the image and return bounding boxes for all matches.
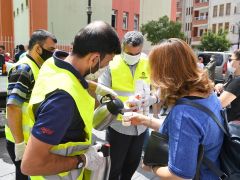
[125,38,224,179]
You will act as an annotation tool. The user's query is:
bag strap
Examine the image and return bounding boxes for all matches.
[176,101,228,135]
[176,100,228,180]
[193,145,204,180]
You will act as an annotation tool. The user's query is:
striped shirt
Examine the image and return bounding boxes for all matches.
[7,55,38,107]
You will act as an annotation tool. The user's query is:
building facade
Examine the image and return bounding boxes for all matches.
[0,0,14,55]
[139,0,176,52]
[209,0,240,50]
[13,0,112,48]
[177,0,240,50]
[192,0,209,46]
[2,0,176,56]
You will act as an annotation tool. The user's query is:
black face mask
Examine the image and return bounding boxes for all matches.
[40,47,53,61]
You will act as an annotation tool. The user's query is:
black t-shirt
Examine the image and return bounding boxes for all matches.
[224,76,240,121]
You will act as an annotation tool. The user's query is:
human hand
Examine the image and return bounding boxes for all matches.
[125,95,143,111]
[95,83,118,98]
[15,142,26,161]
[122,112,149,126]
[83,144,104,171]
[142,95,158,107]
[214,83,224,95]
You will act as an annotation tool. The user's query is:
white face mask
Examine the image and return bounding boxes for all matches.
[85,57,107,80]
[122,52,141,65]
[227,61,236,74]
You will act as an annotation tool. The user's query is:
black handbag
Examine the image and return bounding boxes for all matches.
[143,131,168,167]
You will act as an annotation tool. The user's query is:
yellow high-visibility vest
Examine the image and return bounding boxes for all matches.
[109,55,150,120]
[5,56,39,143]
[28,58,95,180]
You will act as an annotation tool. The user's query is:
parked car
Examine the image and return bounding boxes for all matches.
[197,51,231,83]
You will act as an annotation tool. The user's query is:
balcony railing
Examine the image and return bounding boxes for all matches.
[192,36,201,42]
[194,1,209,8]
[177,7,182,12]
[192,16,208,25]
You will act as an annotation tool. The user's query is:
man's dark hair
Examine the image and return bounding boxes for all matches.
[72,21,121,60]
[28,29,57,50]
[18,44,25,51]
[0,45,5,50]
[122,31,144,47]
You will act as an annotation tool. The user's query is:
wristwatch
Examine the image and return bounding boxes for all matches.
[76,155,84,169]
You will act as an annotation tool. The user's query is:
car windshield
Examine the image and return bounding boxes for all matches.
[198,53,224,66]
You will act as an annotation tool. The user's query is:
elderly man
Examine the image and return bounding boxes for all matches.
[98,31,159,180]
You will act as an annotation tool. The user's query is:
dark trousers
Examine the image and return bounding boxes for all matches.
[6,140,28,180]
[107,127,146,180]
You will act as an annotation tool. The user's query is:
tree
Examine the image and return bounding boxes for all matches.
[141,16,185,45]
[198,30,231,51]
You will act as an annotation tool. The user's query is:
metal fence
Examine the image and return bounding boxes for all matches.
[0,37,72,60]
[0,36,15,58]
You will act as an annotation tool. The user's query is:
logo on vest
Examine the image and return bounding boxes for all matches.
[139,72,148,79]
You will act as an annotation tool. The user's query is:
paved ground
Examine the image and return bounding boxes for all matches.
[0,131,159,180]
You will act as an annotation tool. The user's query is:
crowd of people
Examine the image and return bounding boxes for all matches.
[3,20,240,180]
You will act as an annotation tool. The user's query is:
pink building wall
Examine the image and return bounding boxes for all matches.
[112,0,140,40]
[171,0,177,21]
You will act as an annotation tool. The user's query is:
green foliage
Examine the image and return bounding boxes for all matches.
[198,30,231,51]
[141,16,185,45]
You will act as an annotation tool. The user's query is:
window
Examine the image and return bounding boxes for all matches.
[234,6,237,14]
[13,11,15,18]
[226,3,231,15]
[17,8,19,15]
[225,22,229,32]
[21,3,24,12]
[111,10,117,29]
[185,23,187,31]
[177,2,180,9]
[200,29,204,36]
[213,6,218,17]
[218,23,223,32]
[212,24,216,33]
[26,0,28,7]
[219,4,224,16]
[122,12,128,30]
[232,25,235,34]
[134,14,139,31]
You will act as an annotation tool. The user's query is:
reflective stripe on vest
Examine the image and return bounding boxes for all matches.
[109,55,150,120]
[5,56,39,143]
[28,58,95,180]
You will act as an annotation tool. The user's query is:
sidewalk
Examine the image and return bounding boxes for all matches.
[0,134,159,180]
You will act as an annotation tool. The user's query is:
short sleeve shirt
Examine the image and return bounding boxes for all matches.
[31,51,89,145]
[160,93,224,179]
[224,76,240,121]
